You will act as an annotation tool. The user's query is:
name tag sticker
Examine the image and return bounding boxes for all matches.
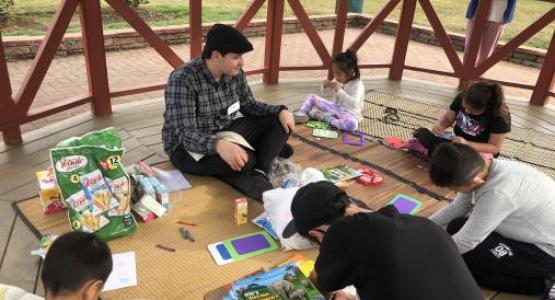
[227,101,240,115]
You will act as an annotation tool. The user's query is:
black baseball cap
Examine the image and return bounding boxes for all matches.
[202,24,254,57]
[282,181,349,238]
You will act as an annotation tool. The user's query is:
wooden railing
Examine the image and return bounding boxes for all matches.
[1,0,554,144]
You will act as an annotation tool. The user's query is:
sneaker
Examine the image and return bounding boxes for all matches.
[543,278,555,300]
[278,143,294,159]
[406,139,429,157]
[218,171,272,202]
[293,111,309,124]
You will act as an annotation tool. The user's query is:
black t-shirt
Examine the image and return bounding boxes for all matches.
[314,206,482,300]
[450,93,511,143]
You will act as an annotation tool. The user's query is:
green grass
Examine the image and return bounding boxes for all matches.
[4,0,555,49]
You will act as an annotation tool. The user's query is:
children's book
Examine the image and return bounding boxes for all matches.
[251,213,278,239]
[322,165,362,184]
[188,131,255,161]
[224,262,325,300]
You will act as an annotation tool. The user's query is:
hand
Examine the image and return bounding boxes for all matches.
[451,136,468,145]
[215,139,248,171]
[332,291,356,300]
[333,82,344,92]
[432,123,445,136]
[278,109,295,134]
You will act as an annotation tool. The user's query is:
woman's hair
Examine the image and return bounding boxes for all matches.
[464,82,510,123]
[429,143,485,187]
[331,49,360,80]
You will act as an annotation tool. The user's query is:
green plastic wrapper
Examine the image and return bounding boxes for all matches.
[50,128,137,241]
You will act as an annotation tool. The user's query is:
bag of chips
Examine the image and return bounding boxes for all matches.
[50,128,137,241]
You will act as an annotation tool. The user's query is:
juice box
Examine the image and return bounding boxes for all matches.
[234,197,248,225]
[36,169,65,214]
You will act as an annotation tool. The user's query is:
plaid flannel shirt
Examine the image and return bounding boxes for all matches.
[162,58,284,156]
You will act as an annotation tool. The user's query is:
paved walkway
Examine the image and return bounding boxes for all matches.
[5,28,547,135]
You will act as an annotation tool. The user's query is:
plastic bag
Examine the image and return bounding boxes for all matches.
[50,128,137,241]
[267,157,303,188]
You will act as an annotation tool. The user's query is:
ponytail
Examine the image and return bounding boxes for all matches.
[465,82,509,123]
[332,49,360,80]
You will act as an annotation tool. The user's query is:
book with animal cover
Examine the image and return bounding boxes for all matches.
[188,131,255,161]
[224,262,325,300]
[321,165,362,184]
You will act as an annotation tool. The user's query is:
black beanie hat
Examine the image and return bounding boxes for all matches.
[201,24,254,58]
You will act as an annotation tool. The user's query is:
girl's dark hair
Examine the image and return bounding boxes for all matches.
[332,49,360,80]
[464,82,510,123]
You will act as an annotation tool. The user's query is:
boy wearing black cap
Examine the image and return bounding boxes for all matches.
[162,24,295,200]
[428,143,555,296]
[283,181,482,300]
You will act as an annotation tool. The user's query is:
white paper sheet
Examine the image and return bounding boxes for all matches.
[103,251,137,292]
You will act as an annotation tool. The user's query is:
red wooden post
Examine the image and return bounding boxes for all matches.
[235,0,266,32]
[189,0,202,58]
[80,0,112,116]
[389,0,417,81]
[459,0,490,88]
[0,31,22,144]
[263,0,285,84]
[328,0,348,80]
[530,30,555,106]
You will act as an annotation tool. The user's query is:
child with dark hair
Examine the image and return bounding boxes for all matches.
[293,50,364,132]
[429,143,555,296]
[42,232,113,300]
[408,81,510,159]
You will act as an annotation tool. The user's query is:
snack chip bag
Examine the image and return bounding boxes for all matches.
[50,128,136,241]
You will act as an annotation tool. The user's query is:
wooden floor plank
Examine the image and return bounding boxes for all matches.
[0,201,16,266]
[0,217,41,293]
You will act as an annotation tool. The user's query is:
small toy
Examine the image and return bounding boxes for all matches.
[383,136,406,149]
[356,168,384,186]
[383,107,400,124]
[386,194,423,215]
[342,131,366,146]
[313,129,338,139]
[179,227,195,242]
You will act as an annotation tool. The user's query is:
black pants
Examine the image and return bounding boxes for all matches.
[170,116,289,176]
[448,217,555,295]
[413,128,450,157]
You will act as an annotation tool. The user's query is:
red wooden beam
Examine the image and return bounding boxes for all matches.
[80,0,112,116]
[287,0,331,66]
[418,0,463,75]
[404,65,460,78]
[235,0,266,32]
[0,32,22,144]
[14,0,79,118]
[389,0,417,81]
[530,30,555,106]
[110,82,167,98]
[244,69,267,76]
[460,0,490,87]
[0,95,92,129]
[348,0,401,52]
[106,0,184,68]
[358,64,391,69]
[263,0,285,84]
[189,0,202,58]
[279,65,327,71]
[474,8,555,77]
[328,0,348,80]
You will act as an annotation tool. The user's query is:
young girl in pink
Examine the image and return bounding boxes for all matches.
[294,50,365,132]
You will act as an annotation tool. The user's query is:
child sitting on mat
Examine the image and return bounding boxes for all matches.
[293,50,364,132]
[407,81,511,159]
[42,232,113,300]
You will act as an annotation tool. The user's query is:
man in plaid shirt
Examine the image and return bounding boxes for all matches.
[162,24,295,200]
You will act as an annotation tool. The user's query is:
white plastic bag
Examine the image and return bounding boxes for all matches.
[262,187,317,250]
